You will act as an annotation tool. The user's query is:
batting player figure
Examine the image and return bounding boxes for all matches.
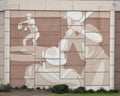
[18,13,40,52]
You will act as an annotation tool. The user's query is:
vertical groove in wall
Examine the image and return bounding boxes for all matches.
[59,10,61,85]
[4,10,10,84]
[84,11,86,87]
[0,11,5,84]
[110,9,115,89]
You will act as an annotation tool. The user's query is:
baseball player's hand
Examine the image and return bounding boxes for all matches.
[63,16,67,19]
[65,28,74,37]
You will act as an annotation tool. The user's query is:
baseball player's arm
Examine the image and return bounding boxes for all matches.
[19,20,29,25]
[18,20,29,30]
[78,29,102,43]
[79,12,93,24]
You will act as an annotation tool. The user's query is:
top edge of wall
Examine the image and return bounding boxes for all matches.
[0,0,117,11]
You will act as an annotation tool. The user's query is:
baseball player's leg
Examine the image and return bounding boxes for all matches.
[23,38,29,47]
[20,34,34,51]
[32,32,40,47]
[23,34,34,46]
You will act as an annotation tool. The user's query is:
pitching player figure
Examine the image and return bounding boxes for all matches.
[18,13,40,51]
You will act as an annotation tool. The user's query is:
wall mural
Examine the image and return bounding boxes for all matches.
[10,11,110,88]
